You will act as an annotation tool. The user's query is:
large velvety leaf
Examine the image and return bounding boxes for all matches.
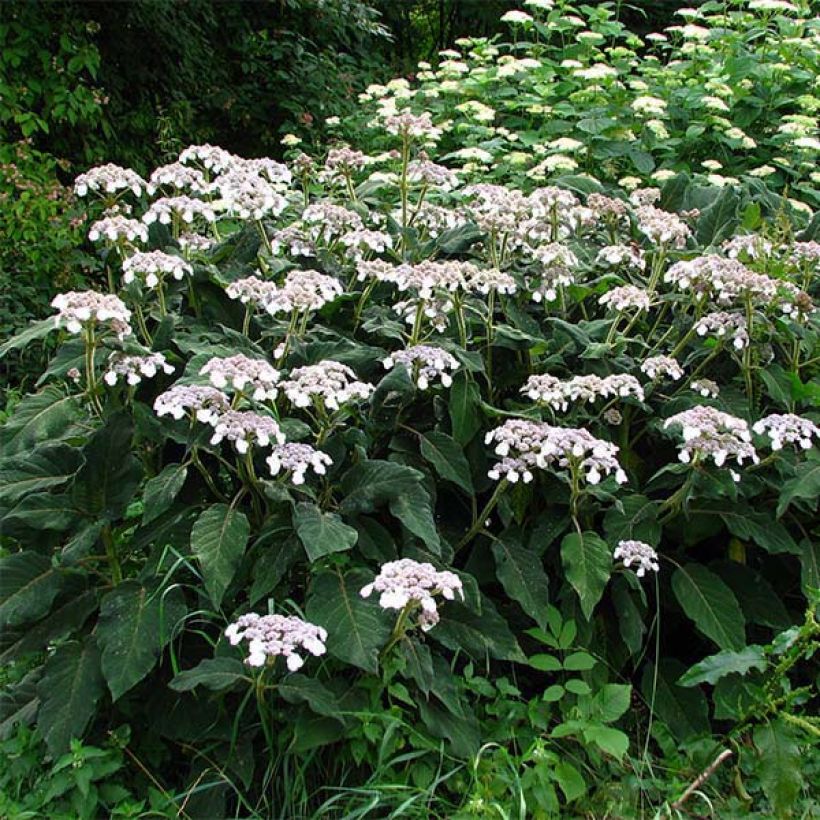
[0,318,56,358]
[0,552,64,629]
[191,504,250,607]
[340,460,439,553]
[641,659,709,741]
[713,562,790,631]
[306,568,390,673]
[37,639,105,755]
[278,674,340,718]
[603,494,660,545]
[754,720,803,817]
[419,430,473,493]
[560,532,612,620]
[491,533,549,629]
[97,582,187,701]
[777,453,820,517]
[143,463,189,524]
[72,412,143,518]
[2,492,80,531]
[678,646,766,687]
[448,371,482,445]
[388,485,440,553]
[0,386,82,456]
[0,591,98,664]
[0,443,82,505]
[170,658,249,692]
[672,564,745,651]
[433,597,525,662]
[694,502,799,555]
[292,502,358,562]
[800,539,819,594]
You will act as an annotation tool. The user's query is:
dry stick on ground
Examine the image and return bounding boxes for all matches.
[671,748,734,810]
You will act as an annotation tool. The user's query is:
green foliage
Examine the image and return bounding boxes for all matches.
[1,2,819,817]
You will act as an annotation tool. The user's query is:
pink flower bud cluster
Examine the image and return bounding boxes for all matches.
[225,613,327,670]
[153,385,231,423]
[360,558,463,632]
[640,355,684,381]
[88,215,148,244]
[225,275,279,306]
[122,251,192,288]
[752,413,819,451]
[695,311,749,349]
[209,410,285,453]
[383,345,460,389]
[104,352,174,386]
[75,163,145,197]
[51,291,132,339]
[599,285,651,312]
[142,196,217,225]
[614,540,659,577]
[200,355,280,401]
[264,271,343,315]
[266,442,333,484]
[280,360,374,411]
[522,372,644,411]
[663,405,759,478]
[485,419,627,485]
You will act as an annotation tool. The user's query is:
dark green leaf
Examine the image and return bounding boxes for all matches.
[433,598,525,662]
[306,568,390,673]
[678,646,766,687]
[492,533,549,629]
[672,564,746,651]
[3,492,79,531]
[293,502,358,562]
[641,659,710,741]
[754,720,803,816]
[0,443,82,504]
[0,386,82,456]
[560,532,612,620]
[97,582,187,701]
[72,412,142,518]
[191,504,250,607]
[420,430,473,493]
[169,658,248,692]
[37,639,105,755]
[449,371,482,445]
[0,552,63,628]
[143,463,189,524]
[0,318,56,358]
[278,674,340,718]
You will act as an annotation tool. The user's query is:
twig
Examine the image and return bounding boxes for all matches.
[671,749,733,810]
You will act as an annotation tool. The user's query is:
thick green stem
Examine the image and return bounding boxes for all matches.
[101,524,122,585]
[456,479,508,553]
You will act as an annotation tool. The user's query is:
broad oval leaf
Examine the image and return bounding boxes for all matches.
[672,564,745,651]
[491,533,550,629]
[143,463,189,524]
[420,430,473,493]
[191,504,250,607]
[306,568,390,673]
[678,646,766,688]
[560,532,612,620]
[170,657,249,692]
[292,502,358,562]
[0,551,64,629]
[37,639,105,755]
[97,582,187,701]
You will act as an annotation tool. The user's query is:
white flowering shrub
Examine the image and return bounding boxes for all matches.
[1,6,818,817]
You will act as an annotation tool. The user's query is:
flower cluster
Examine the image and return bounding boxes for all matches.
[211,166,288,220]
[522,372,644,411]
[382,345,460,389]
[640,355,684,381]
[485,419,627,485]
[142,196,217,226]
[360,558,463,631]
[663,406,759,477]
[122,251,193,288]
[225,275,279,306]
[264,271,343,315]
[153,385,231,424]
[74,164,145,198]
[599,285,651,312]
[597,244,645,270]
[103,353,174,386]
[614,540,660,577]
[280,361,374,411]
[691,379,720,398]
[695,311,749,349]
[225,613,327,670]
[147,162,207,195]
[51,291,132,339]
[635,206,691,248]
[88,215,149,244]
[209,410,285,453]
[200,355,280,401]
[752,413,819,451]
[266,443,333,484]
